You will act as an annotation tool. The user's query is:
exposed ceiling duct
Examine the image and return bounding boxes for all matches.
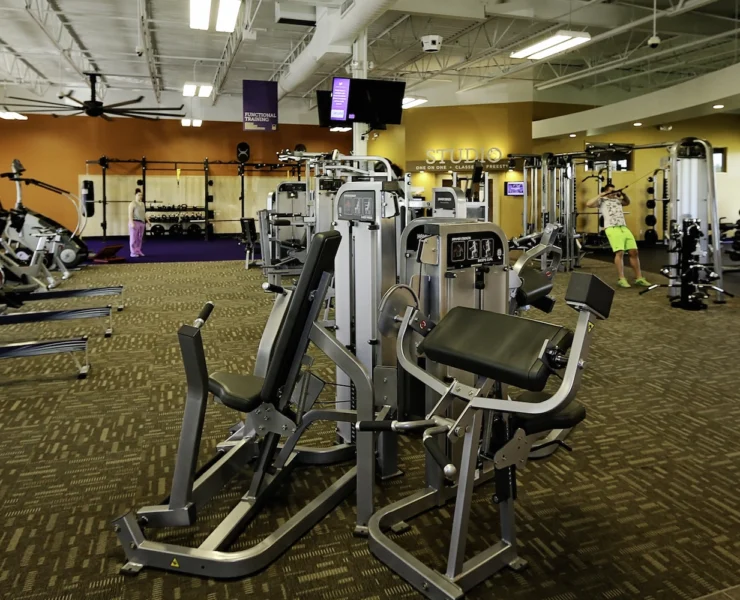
[276,0,397,100]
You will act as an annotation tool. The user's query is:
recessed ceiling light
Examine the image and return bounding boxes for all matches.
[712,104,724,109]
[198,85,213,98]
[190,0,212,30]
[633,122,642,127]
[183,84,197,97]
[192,119,203,127]
[181,118,192,127]
[216,0,241,32]
[510,31,591,60]
[569,133,577,138]
[402,97,428,109]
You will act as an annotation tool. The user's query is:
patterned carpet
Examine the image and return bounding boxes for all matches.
[0,258,738,600]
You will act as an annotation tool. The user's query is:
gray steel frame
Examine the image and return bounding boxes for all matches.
[0,305,114,337]
[113,272,376,578]
[366,303,596,600]
[0,336,89,378]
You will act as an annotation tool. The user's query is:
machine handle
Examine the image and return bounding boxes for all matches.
[423,435,457,480]
[356,420,395,432]
[194,301,214,328]
[262,282,287,295]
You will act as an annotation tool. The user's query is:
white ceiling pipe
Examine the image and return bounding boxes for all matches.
[276,0,397,100]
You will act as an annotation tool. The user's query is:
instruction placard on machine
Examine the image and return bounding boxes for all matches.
[337,191,376,222]
[447,232,504,269]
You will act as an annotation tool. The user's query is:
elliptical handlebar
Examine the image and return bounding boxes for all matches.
[193,302,214,328]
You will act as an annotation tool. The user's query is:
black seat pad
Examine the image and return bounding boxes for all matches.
[209,372,264,413]
[516,267,553,306]
[418,307,573,392]
[512,391,586,435]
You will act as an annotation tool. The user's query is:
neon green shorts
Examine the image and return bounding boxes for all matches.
[604,226,637,252]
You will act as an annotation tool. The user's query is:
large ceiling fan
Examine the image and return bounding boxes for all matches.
[2,72,185,121]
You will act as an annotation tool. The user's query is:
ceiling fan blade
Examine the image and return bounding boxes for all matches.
[122,104,185,112]
[4,97,71,108]
[107,108,177,117]
[61,93,85,106]
[51,111,84,118]
[113,112,159,121]
[101,114,114,122]
[102,96,144,109]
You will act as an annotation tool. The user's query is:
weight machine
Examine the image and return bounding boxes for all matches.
[85,156,292,241]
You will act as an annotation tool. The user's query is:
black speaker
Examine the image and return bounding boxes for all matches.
[237,142,250,163]
[81,180,95,217]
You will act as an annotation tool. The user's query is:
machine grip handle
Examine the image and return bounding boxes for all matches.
[262,282,286,295]
[271,219,292,226]
[423,436,457,480]
[356,420,395,432]
[194,302,214,328]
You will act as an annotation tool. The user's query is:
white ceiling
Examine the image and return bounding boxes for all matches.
[0,0,738,122]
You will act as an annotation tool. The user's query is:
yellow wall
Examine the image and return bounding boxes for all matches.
[533,114,740,239]
[368,125,406,170]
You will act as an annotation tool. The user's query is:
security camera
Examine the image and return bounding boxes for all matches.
[421,35,443,53]
[647,35,661,49]
[135,46,144,57]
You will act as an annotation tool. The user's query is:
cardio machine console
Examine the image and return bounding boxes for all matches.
[447,231,505,269]
[337,190,377,223]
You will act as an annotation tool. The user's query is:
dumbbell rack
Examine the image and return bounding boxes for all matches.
[146,204,214,239]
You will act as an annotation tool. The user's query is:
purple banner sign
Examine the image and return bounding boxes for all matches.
[242,80,278,131]
[330,77,350,121]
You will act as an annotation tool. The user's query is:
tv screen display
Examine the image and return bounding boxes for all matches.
[504,181,524,196]
[330,77,351,121]
[317,90,352,128]
[329,77,406,126]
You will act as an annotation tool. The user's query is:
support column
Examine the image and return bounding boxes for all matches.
[352,29,369,157]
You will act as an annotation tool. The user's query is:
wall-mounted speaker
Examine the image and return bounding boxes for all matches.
[237,142,250,163]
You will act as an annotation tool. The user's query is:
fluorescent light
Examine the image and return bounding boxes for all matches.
[329,126,352,132]
[198,85,213,98]
[569,133,577,138]
[216,0,241,32]
[402,97,428,109]
[528,34,591,60]
[181,118,192,127]
[511,34,571,59]
[190,0,212,30]
[633,122,642,127]
[713,104,725,109]
[183,83,197,97]
[192,119,203,127]
[0,112,27,120]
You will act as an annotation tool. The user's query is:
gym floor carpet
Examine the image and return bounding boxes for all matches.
[0,258,738,600]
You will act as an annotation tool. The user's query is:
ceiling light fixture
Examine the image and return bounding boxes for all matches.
[329,126,352,132]
[712,104,725,109]
[511,31,591,60]
[569,133,577,138]
[216,0,242,32]
[198,85,213,98]
[183,83,197,97]
[402,96,428,109]
[192,119,203,127]
[181,118,192,127]
[0,112,28,120]
[633,122,643,127]
[190,0,212,30]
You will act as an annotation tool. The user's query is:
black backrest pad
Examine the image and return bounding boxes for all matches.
[516,267,553,307]
[565,272,614,319]
[260,230,341,404]
[418,307,573,392]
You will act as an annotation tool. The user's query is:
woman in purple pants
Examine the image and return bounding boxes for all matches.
[128,189,150,258]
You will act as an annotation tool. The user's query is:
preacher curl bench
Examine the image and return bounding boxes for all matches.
[358,272,614,600]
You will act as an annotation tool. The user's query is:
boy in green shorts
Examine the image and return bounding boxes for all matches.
[586,184,651,288]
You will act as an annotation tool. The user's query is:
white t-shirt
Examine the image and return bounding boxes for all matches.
[129,199,146,222]
[599,196,627,229]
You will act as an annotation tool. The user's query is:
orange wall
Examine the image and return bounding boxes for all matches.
[0,116,351,230]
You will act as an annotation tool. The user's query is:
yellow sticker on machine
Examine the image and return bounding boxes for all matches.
[170,558,180,568]
[588,322,595,333]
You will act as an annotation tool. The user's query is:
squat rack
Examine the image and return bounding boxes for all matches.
[85,156,295,241]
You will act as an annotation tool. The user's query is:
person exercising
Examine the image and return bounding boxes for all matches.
[586,184,651,288]
[128,188,150,258]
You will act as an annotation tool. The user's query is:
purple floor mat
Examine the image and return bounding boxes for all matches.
[85,236,246,264]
